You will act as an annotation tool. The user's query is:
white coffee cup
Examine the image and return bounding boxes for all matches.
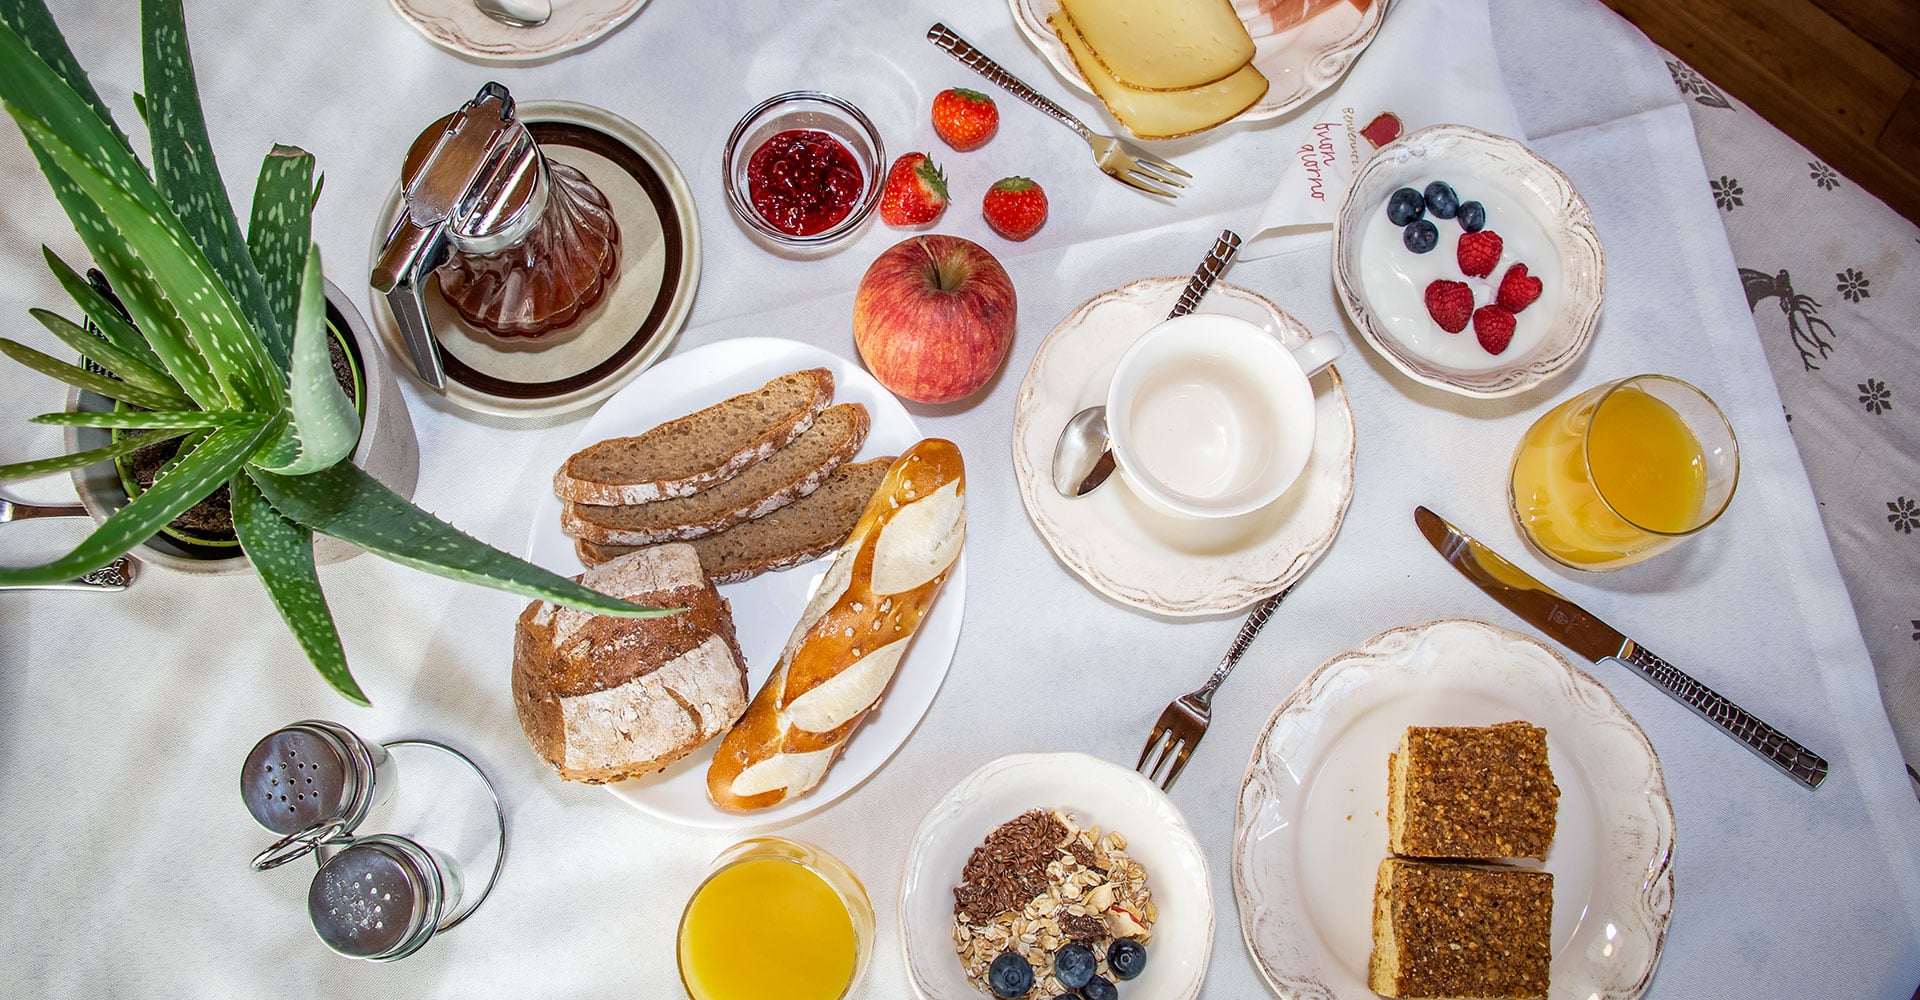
[1106,313,1341,519]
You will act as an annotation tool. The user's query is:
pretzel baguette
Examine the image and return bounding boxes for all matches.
[707,439,966,811]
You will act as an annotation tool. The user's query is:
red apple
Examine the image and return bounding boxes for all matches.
[853,234,1016,404]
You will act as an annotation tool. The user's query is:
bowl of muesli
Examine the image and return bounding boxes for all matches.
[899,752,1213,1000]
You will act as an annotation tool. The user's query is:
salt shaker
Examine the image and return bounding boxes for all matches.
[308,834,466,963]
[241,720,396,868]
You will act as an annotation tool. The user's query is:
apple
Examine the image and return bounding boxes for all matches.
[852,234,1016,404]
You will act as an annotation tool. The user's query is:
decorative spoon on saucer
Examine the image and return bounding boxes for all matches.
[474,0,551,28]
[1050,229,1241,498]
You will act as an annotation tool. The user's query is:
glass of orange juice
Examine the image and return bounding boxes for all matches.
[677,837,873,1000]
[1509,374,1739,570]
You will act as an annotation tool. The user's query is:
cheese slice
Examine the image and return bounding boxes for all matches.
[1050,11,1269,140]
[1058,0,1257,91]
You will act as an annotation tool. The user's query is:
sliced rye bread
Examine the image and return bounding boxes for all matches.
[576,457,895,584]
[562,403,871,546]
[554,368,834,506]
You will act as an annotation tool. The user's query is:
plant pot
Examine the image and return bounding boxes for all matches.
[66,278,421,575]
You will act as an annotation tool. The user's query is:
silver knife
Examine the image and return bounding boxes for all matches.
[1415,505,1829,789]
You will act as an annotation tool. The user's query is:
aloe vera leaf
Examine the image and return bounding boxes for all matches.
[246,145,317,371]
[0,0,132,154]
[41,248,164,371]
[30,410,256,430]
[28,307,184,401]
[230,473,367,705]
[247,463,674,620]
[251,245,357,475]
[0,337,193,411]
[0,418,272,585]
[0,428,182,482]
[141,0,275,350]
[25,146,225,408]
[11,116,276,408]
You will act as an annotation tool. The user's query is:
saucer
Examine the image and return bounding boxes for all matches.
[1011,278,1355,616]
[387,0,650,62]
[1332,125,1603,398]
[367,100,699,419]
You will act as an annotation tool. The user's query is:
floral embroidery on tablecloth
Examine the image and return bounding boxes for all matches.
[1890,497,1919,534]
[1860,379,1892,414]
[1667,61,1733,109]
[1837,268,1871,302]
[1740,267,1836,370]
[1810,161,1840,190]
[1712,176,1744,211]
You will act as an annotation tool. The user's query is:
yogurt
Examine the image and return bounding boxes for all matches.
[1357,174,1563,372]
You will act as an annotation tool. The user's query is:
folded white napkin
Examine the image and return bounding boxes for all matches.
[1240,0,1523,258]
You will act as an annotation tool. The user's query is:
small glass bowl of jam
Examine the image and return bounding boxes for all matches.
[724,91,883,250]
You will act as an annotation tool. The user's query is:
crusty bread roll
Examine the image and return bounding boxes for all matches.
[706,439,966,811]
[513,544,748,783]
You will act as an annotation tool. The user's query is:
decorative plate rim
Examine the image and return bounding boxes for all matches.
[1331,124,1605,399]
[1232,617,1673,1000]
[1011,277,1356,616]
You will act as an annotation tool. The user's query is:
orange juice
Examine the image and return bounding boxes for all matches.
[1511,380,1717,569]
[678,846,865,1000]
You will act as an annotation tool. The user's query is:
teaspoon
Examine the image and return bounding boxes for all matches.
[474,0,551,28]
[1049,229,1242,498]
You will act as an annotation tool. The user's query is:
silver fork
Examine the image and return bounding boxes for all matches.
[1138,585,1293,791]
[927,23,1191,198]
[0,494,136,591]
[1,496,88,523]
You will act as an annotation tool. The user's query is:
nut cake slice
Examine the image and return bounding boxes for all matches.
[1387,722,1559,860]
[1369,858,1551,1000]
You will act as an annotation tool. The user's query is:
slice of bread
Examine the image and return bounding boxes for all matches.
[577,457,894,584]
[554,368,834,506]
[562,403,871,546]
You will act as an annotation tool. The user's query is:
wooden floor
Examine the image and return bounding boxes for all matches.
[1599,0,1920,224]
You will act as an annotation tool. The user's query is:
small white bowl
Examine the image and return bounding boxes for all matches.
[1332,125,1603,398]
[899,752,1213,1000]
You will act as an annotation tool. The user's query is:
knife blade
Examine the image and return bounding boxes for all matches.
[1415,505,1829,789]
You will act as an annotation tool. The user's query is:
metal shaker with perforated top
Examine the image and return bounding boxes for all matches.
[241,720,396,866]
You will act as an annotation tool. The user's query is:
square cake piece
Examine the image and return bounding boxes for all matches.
[1368,858,1552,999]
[1386,722,1559,860]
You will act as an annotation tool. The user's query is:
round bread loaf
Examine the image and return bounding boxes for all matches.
[512,544,748,783]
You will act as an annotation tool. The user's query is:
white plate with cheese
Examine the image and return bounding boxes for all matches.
[525,337,967,829]
[1009,0,1389,135]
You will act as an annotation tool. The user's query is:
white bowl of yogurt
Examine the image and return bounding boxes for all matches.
[1332,125,1603,398]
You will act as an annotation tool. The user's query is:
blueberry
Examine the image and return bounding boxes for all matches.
[1107,938,1148,980]
[1054,943,1097,990]
[1457,200,1486,232]
[1423,180,1460,219]
[1081,976,1119,1000]
[1386,187,1425,225]
[989,951,1034,998]
[1403,218,1438,254]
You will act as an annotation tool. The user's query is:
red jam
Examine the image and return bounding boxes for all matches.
[746,129,863,237]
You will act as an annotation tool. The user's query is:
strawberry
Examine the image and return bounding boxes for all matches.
[1424,279,1474,333]
[879,153,948,227]
[982,176,1048,241]
[1496,263,1543,313]
[1473,304,1517,355]
[1457,229,1503,278]
[932,87,999,152]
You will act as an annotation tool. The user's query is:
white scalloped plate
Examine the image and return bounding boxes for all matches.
[1011,278,1355,616]
[899,752,1214,1000]
[387,0,649,61]
[1008,0,1388,129]
[1234,618,1672,1000]
[1332,125,1604,398]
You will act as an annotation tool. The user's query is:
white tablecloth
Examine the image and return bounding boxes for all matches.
[1,0,1916,996]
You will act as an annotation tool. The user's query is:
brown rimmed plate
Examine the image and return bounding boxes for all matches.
[367,100,699,419]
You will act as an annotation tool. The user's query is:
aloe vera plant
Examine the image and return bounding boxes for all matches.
[0,0,666,704]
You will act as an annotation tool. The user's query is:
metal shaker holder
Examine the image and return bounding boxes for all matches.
[241,722,506,962]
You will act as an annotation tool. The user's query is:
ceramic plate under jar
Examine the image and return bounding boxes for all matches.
[1234,618,1673,1000]
[386,0,650,61]
[368,100,699,419]
[1332,124,1603,398]
[1011,278,1355,616]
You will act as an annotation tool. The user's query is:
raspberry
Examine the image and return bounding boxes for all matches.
[1424,279,1474,333]
[1473,305,1517,354]
[1497,263,1543,313]
[1457,230,1503,278]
